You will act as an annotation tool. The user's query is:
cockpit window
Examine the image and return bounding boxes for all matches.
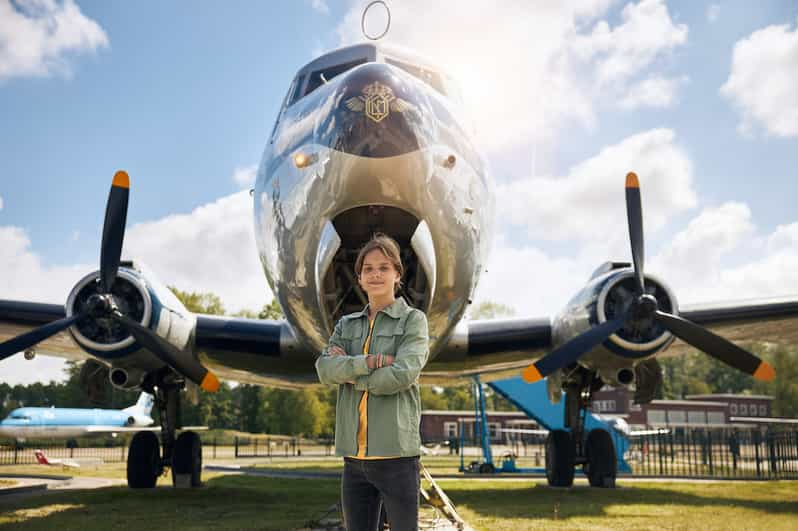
[302,58,368,100]
[385,57,445,95]
[10,413,30,420]
[287,74,306,107]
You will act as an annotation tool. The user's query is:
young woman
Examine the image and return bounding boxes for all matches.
[315,234,429,531]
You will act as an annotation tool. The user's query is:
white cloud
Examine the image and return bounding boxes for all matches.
[0,0,109,81]
[334,0,687,153]
[573,0,688,87]
[620,75,688,109]
[0,195,4,210]
[496,128,696,241]
[124,191,273,314]
[0,225,90,384]
[706,4,720,23]
[310,0,330,15]
[0,225,90,302]
[232,164,257,188]
[649,205,798,305]
[721,18,798,137]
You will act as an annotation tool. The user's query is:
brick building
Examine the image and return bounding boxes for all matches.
[419,410,540,443]
[591,387,775,429]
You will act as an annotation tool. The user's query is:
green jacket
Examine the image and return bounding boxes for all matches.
[315,297,429,457]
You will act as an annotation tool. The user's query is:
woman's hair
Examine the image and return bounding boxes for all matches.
[354,233,404,283]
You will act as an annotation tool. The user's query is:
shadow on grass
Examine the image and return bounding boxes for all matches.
[1,474,797,530]
[443,481,798,522]
[0,474,340,531]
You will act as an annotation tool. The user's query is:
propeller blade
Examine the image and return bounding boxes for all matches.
[99,171,130,293]
[654,310,775,382]
[522,314,628,383]
[625,172,645,295]
[110,311,220,392]
[0,313,84,361]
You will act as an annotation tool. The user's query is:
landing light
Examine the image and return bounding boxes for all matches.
[293,152,318,169]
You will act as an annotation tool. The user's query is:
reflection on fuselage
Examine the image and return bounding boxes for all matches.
[253,58,495,361]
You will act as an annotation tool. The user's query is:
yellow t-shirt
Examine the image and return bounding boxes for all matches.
[353,318,397,460]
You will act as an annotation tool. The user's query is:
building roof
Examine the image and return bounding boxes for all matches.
[648,399,728,408]
[730,416,798,424]
[420,410,527,416]
[686,394,774,400]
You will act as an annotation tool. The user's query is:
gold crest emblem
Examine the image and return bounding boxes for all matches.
[345,82,413,123]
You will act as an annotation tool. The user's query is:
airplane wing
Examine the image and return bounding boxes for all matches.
[0,300,85,359]
[431,295,798,383]
[665,296,798,356]
[426,317,551,383]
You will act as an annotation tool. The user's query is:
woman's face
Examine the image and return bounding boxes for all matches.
[358,248,400,301]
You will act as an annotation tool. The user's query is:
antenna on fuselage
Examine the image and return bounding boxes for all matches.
[362,0,391,41]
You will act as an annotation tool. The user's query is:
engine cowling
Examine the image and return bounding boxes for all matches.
[551,266,678,382]
[64,262,196,368]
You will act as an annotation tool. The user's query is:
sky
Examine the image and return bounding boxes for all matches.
[1,0,797,384]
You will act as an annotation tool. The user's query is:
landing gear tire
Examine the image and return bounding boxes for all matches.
[172,431,202,488]
[478,462,495,474]
[584,429,616,488]
[127,431,161,488]
[545,429,574,487]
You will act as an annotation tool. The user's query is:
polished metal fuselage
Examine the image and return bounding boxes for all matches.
[252,61,494,364]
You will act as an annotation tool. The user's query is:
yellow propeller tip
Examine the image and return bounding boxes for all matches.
[521,365,543,383]
[753,361,775,382]
[200,371,220,392]
[112,170,130,189]
[625,172,639,189]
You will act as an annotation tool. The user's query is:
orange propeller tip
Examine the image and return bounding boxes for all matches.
[112,170,130,189]
[200,371,221,392]
[752,361,775,382]
[625,172,639,189]
[521,365,543,383]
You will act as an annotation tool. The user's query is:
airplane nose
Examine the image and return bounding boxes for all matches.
[320,62,439,158]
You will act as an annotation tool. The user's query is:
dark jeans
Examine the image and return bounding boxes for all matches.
[342,456,420,531]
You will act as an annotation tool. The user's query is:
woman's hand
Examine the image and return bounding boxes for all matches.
[329,346,347,357]
[366,354,395,369]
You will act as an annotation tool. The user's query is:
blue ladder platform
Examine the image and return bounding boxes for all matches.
[488,376,631,473]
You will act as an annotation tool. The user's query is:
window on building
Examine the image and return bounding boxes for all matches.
[444,422,458,439]
[759,404,767,416]
[688,410,706,424]
[488,423,501,440]
[593,400,617,413]
[668,410,686,424]
[740,404,748,415]
[647,410,666,425]
[730,403,738,414]
[707,411,724,424]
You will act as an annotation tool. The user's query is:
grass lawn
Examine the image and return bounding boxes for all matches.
[1,461,797,530]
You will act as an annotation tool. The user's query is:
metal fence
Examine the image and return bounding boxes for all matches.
[0,443,128,465]
[233,436,334,458]
[626,427,798,479]
[456,427,798,480]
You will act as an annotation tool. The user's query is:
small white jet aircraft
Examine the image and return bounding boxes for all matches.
[34,449,103,469]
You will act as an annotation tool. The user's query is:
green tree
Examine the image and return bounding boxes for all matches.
[169,286,226,315]
[469,301,515,320]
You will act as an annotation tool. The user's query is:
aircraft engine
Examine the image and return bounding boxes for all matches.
[550,264,678,386]
[125,414,153,427]
[64,263,196,369]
